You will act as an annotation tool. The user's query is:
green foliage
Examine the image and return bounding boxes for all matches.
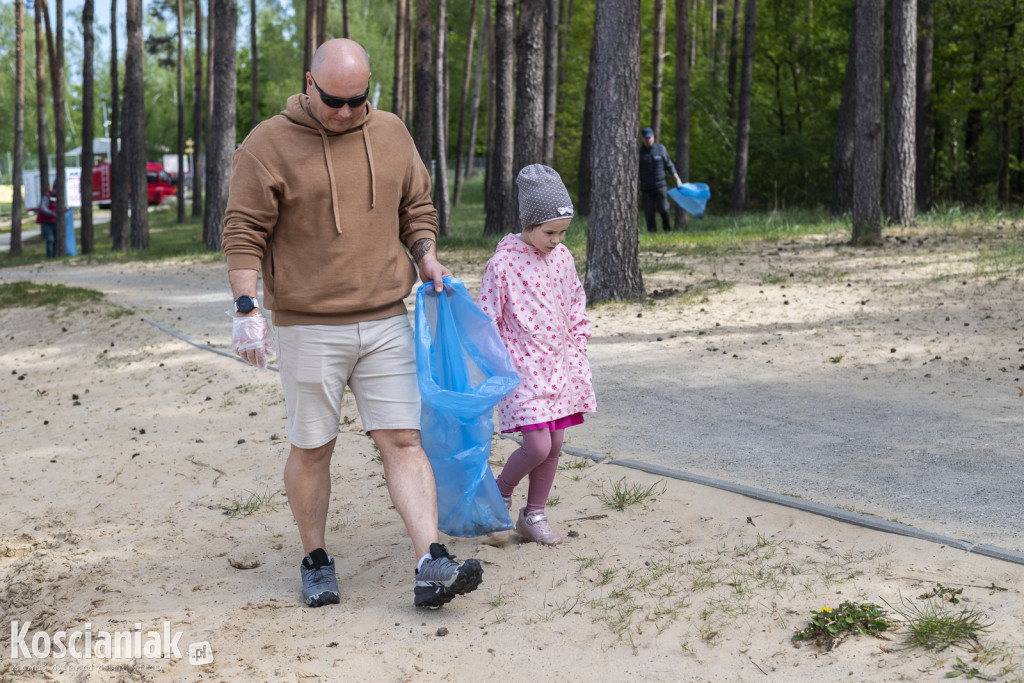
[792,601,890,645]
[4,0,1023,208]
[920,583,964,604]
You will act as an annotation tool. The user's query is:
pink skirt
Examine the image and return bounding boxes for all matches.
[502,412,585,434]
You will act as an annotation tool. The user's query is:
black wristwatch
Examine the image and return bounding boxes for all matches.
[234,295,259,314]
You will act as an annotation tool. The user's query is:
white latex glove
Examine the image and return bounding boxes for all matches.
[230,311,273,370]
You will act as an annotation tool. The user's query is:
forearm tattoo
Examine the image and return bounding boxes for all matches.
[410,238,434,264]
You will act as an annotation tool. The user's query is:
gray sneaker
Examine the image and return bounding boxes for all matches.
[300,548,340,607]
[414,543,483,608]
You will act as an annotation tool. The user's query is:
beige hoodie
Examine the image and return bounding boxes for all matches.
[222,94,438,326]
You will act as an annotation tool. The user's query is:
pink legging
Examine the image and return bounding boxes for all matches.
[496,429,564,514]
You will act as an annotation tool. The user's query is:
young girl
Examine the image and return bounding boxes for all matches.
[477,164,596,546]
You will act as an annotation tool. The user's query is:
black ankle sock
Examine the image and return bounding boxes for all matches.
[304,548,331,569]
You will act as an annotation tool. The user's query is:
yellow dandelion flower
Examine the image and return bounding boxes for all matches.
[820,606,832,613]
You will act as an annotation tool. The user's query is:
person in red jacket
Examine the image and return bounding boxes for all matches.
[36,189,57,258]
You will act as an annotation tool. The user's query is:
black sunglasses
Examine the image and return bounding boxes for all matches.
[311,76,370,109]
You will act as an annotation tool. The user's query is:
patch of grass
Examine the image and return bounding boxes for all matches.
[597,477,666,511]
[569,551,604,571]
[975,243,1024,279]
[885,594,993,651]
[0,281,105,309]
[221,487,277,519]
[558,457,592,471]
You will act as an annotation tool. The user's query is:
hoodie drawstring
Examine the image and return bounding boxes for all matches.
[318,128,344,234]
[362,127,377,209]
[317,123,377,234]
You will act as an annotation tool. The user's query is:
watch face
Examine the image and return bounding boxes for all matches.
[235,296,255,313]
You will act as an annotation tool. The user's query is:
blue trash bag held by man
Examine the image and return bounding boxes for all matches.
[415,277,520,538]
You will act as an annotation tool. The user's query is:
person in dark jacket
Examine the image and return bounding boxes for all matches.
[638,126,682,233]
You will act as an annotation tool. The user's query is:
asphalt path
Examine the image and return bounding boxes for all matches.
[1,260,1021,565]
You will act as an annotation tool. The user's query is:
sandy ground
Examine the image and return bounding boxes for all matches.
[1,221,1023,681]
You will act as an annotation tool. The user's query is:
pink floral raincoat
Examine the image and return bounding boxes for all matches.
[477,233,596,432]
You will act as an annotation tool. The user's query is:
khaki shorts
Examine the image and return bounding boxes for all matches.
[274,315,421,448]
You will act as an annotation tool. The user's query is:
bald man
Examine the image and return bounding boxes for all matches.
[223,39,482,609]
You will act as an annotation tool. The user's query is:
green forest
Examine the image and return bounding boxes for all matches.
[1,0,1023,214]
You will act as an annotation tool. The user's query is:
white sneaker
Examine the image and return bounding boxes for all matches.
[515,507,562,546]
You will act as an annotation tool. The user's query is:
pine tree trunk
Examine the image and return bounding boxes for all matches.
[53,0,67,257]
[542,0,559,166]
[715,0,728,81]
[727,0,740,119]
[81,0,95,254]
[413,0,434,171]
[884,0,916,226]
[467,0,488,182]
[585,0,644,303]
[650,0,665,138]
[110,0,128,249]
[484,0,516,236]
[851,0,884,246]
[204,0,237,251]
[484,0,496,208]
[393,0,407,118]
[34,0,50,197]
[514,0,545,180]
[997,17,1014,207]
[452,0,478,206]
[203,3,215,242]
[303,0,314,88]
[178,0,187,224]
[576,28,598,217]
[674,0,690,229]
[125,0,148,250]
[249,0,258,132]
[11,0,25,257]
[192,0,204,218]
[434,0,450,236]
[404,8,414,123]
[963,53,983,206]
[730,0,756,215]
[316,0,326,47]
[915,0,933,211]
[830,10,856,217]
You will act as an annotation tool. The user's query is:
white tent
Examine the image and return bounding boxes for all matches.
[67,137,118,160]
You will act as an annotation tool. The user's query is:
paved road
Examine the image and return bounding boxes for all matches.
[0,227,41,250]
[1,260,1021,563]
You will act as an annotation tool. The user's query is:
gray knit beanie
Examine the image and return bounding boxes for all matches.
[517,164,574,230]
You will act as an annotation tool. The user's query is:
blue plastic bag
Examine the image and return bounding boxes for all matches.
[415,277,520,538]
[668,182,711,218]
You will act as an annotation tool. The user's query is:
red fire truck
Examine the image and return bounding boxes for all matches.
[91,161,177,207]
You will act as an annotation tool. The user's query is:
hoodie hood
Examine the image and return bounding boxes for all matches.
[281,93,376,234]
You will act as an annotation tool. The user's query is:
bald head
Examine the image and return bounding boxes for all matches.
[305,39,372,132]
[311,39,370,79]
